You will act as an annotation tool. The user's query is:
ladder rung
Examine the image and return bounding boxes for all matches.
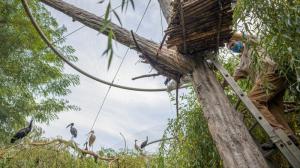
[210,60,300,168]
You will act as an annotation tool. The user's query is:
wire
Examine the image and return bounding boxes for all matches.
[90,0,153,131]
[21,0,167,92]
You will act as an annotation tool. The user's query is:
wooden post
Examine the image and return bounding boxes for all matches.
[192,61,268,167]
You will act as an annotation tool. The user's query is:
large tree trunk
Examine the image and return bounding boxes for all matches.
[192,61,268,168]
[40,0,268,167]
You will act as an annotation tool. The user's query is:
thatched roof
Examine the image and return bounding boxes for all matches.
[166,0,233,54]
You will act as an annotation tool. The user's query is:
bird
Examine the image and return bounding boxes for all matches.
[83,142,88,150]
[66,123,77,139]
[140,136,148,149]
[11,119,33,143]
[88,130,96,150]
[134,139,141,152]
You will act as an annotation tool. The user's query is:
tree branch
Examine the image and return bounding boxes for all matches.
[144,137,176,148]
[29,139,116,161]
[132,73,160,80]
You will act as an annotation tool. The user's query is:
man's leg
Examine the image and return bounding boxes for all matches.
[248,70,300,149]
[268,90,294,135]
[248,79,286,131]
[269,92,300,146]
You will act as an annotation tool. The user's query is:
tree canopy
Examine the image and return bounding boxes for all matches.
[0,0,79,144]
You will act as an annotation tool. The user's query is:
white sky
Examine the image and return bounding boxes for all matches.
[38,0,182,153]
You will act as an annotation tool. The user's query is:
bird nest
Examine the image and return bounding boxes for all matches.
[166,0,233,55]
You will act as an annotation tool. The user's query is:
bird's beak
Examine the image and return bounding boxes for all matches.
[66,124,71,128]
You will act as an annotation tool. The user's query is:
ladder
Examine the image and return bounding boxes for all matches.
[209,59,300,168]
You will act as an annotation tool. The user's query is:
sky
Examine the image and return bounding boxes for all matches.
[38,0,181,153]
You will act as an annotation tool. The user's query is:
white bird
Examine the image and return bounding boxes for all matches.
[88,130,96,151]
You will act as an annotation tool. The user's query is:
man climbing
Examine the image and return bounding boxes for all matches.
[227,31,299,150]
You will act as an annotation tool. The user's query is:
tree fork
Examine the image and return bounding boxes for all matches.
[40,0,269,167]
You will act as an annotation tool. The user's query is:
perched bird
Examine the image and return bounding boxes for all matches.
[11,119,33,143]
[140,136,148,149]
[66,123,77,139]
[88,130,96,150]
[134,139,141,152]
[83,142,88,150]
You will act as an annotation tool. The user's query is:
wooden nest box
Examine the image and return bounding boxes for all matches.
[166,0,233,55]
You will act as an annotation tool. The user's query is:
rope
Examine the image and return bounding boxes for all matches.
[21,0,167,92]
[175,81,179,117]
[179,1,187,54]
[89,0,153,131]
[216,0,223,53]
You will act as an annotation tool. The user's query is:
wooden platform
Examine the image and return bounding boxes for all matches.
[166,0,233,54]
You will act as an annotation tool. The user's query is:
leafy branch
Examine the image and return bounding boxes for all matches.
[99,0,135,69]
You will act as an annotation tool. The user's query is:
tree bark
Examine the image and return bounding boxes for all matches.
[40,0,269,167]
[192,61,268,168]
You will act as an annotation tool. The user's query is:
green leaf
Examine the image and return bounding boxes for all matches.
[104,2,111,21]
[129,0,135,10]
[121,0,126,11]
[113,10,122,26]
[107,49,113,70]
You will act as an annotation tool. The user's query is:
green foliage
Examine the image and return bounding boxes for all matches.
[158,89,222,168]
[0,0,79,145]
[0,139,157,168]
[0,88,222,167]
[234,0,300,97]
[99,0,135,69]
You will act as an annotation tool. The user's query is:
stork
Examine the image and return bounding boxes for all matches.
[140,136,148,149]
[11,119,33,143]
[88,130,96,151]
[134,139,141,152]
[83,142,88,150]
[66,123,77,140]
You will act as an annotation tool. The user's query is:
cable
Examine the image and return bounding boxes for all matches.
[21,0,167,92]
[90,0,153,131]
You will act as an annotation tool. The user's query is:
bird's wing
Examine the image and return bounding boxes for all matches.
[89,135,96,146]
[73,128,78,137]
[15,128,27,137]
